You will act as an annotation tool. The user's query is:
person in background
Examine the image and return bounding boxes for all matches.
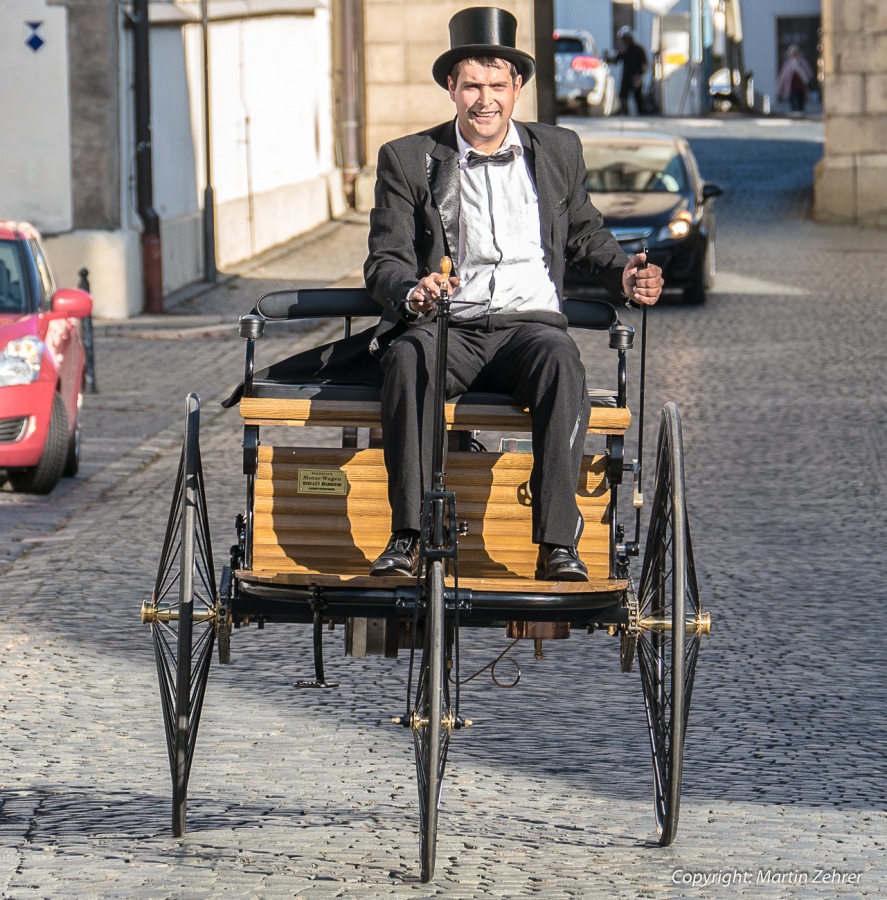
[776,45,814,113]
[607,26,649,116]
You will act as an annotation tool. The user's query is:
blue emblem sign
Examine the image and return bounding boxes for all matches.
[25,21,45,53]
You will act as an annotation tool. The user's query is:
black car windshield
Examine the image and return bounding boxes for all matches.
[0,240,28,315]
[583,143,689,193]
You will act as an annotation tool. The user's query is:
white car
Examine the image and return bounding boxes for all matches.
[554,29,616,117]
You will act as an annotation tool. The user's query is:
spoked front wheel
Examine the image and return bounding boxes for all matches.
[412,558,452,883]
[142,393,217,837]
[637,402,708,846]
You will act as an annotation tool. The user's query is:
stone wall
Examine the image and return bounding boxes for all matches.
[357,0,536,209]
[814,0,887,227]
[60,0,122,230]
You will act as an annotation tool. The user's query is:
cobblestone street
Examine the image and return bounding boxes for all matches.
[1,116,885,898]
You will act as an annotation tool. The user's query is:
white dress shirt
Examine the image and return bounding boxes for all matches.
[451,120,560,320]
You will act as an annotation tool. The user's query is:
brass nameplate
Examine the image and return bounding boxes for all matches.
[297,468,348,495]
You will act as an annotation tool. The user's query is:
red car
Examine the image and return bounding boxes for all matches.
[0,220,92,493]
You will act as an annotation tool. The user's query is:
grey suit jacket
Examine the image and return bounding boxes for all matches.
[364,118,629,355]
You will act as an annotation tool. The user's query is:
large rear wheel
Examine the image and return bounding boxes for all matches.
[143,393,217,837]
[412,558,451,883]
[637,402,704,846]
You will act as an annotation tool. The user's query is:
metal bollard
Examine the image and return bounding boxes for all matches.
[77,268,98,394]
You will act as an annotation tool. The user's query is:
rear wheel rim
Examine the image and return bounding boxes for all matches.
[637,403,701,846]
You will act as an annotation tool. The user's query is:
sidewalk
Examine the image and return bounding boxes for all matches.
[95,211,371,335]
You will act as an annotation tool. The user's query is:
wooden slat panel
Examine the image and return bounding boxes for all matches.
[255,481,607,506]
[251,446,612,582]
[255,447,608,500]
[254,514,601,539]
[241,397,630,435]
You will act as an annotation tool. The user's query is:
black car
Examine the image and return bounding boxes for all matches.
[566,133,723,303]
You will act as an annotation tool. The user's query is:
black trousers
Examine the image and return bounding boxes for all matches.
[380,313,591,547]
[620,81,645,115]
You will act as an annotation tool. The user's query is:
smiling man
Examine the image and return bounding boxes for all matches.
[364,6,663,581]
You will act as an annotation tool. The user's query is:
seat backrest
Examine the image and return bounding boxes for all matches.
[254,287,617,331]
[255,288,378,320]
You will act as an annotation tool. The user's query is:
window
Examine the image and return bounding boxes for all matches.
[776,16,822,91]
[611,1,634,48]
[554,37,585,55]
[29,239,54,311]
[0,241,28,314]
[582,143,689,194]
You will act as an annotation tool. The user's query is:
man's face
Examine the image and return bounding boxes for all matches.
[448,59,521,153]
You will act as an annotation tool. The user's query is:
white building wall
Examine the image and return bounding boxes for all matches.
[554,0,612,49]
[149,8,339,295]
[0,0,72,232]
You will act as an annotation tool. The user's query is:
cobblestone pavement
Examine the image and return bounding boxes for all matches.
[1,116,885,898]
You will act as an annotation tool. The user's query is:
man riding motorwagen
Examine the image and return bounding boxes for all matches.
[142,6,708,885]
[364,6,662,582]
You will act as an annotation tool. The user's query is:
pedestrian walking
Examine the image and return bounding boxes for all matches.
[776,45,814,112]
[607,26,650,115]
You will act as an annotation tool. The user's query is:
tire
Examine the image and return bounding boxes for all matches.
[9,392,68,494]
[63,391,82,477]
[705,238,716,292]
[146,393,217,837]
[637,403,703,846]
[683,254,708,305]
[413,557,450,883]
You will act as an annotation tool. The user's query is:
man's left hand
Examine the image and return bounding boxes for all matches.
[622,252,663,306]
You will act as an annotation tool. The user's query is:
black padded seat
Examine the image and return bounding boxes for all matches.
[248,379,617,408]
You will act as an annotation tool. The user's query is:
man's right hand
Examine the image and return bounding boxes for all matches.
[408,272,460,314]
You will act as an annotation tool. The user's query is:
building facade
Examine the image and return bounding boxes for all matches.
[1,0,342,318]
[814,0,887,227]
[355,0,537,209]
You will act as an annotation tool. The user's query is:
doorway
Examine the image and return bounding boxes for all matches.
[776,15,822,95]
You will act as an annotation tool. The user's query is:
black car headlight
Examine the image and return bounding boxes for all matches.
[656,211,693,242]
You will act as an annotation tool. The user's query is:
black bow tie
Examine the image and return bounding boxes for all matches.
[465,149,516,169]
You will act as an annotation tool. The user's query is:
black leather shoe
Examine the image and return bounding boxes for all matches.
[536,544,589,582]
[370,530,420,576]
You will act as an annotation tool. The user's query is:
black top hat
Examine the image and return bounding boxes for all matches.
[432,7,536,88]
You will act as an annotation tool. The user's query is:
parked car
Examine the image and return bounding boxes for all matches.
[565,133,723,303]
[0,220,92,493]
[709,67,755,113]
[554,29,616,117]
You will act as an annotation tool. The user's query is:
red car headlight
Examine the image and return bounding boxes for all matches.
[0,336,45,386]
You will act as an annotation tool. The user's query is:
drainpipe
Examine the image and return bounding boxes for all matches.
[337,0,364,205]
[132,0,163,313]
[533,0,556,125]
[201,0,217,281]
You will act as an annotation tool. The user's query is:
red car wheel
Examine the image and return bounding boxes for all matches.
[8,392,68,494]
